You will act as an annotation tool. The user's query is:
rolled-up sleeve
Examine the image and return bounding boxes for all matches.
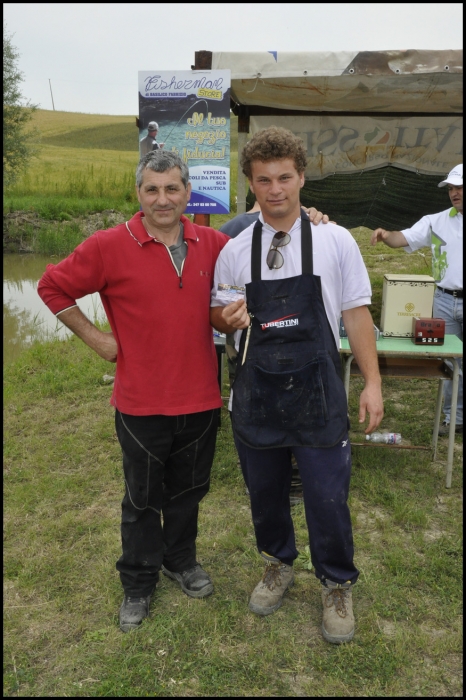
[37,235,106,315]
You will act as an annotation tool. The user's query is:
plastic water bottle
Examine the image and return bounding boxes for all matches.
[366,432,401,444]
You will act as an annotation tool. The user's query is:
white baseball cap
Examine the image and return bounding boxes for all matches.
[147,121,159,131]
[438,164,463,188]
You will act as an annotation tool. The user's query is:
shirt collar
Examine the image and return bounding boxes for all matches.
[126,212,198,245]
[258,213,303,235]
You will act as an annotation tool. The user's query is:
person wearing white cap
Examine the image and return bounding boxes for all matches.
[139,121,165,156]
[371,165,463,435]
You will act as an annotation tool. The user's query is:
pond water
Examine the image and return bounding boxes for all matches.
[3,254,107,365]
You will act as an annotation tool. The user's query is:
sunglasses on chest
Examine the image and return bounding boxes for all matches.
[266,231,291,270]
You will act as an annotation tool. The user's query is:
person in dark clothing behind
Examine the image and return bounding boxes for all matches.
[219,200,262,238]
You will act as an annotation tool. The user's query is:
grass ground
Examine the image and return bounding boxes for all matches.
[3,108,462,697]
[3,333,463,697]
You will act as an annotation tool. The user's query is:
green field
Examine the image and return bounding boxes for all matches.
[3,109,463,697]
[3,109,238,234]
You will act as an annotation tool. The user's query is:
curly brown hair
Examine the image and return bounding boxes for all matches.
[241,126,308,179]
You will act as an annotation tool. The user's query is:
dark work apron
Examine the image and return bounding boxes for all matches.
[232,211,349,449]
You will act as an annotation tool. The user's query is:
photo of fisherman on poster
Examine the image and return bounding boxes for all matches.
[138,70,231,214]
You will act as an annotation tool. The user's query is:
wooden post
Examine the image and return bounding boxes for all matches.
[191,51,213,71]
[237,105,250,214]
[192,52,213,227]
[192,214,211,227]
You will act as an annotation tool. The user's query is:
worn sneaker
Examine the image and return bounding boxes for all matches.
[438,421,463,436]
[249,554,294,616]
[321,580,355,644]
[119,595,151,633]
[162,563,213,598]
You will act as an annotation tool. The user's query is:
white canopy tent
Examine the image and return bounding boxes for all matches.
[193,49,462,217]
[212,49,462,114]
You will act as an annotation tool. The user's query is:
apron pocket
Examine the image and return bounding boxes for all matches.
[251,358,328,429]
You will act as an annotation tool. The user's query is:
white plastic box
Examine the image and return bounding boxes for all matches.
[380,274,435,338]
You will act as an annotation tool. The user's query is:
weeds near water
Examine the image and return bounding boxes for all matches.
[33,221,83,256]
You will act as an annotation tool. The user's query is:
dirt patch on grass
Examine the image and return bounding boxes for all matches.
[286,672,318,697]
[422,526,447,542]
[356,506,390,526]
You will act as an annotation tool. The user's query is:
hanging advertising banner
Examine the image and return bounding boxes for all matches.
[138,70,231,214]
[250,115,463,179]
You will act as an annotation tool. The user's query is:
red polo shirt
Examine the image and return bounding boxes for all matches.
[38,212,229,415]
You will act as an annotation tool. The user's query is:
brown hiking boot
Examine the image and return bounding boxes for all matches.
[249,553,294,616]
[321,580,355,644]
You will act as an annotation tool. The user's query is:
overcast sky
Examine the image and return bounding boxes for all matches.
[4,2,463,116]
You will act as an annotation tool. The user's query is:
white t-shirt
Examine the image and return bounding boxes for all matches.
[211,214,372,350]
[402,208,463,290]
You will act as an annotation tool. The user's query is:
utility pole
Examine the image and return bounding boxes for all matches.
[49,79,55,111]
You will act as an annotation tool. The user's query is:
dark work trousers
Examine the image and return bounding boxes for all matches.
[236,435,359,585]
[115,409,218,597]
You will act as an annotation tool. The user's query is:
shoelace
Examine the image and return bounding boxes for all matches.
[262,563,283,590]
[125,596,148,606]
[324,588,350,618]
[180,565,202,581]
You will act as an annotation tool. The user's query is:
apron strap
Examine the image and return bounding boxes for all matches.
[300,211,313,275]
[251,212,313,281]
[251,219,263,282]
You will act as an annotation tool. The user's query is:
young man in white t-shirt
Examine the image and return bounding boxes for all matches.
[210,126,383,644]
[371,164,463,434]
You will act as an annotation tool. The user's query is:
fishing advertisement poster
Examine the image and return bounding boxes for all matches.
[138,70,231,214]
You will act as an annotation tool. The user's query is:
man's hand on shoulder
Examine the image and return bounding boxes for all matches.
[301,206,330,225]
